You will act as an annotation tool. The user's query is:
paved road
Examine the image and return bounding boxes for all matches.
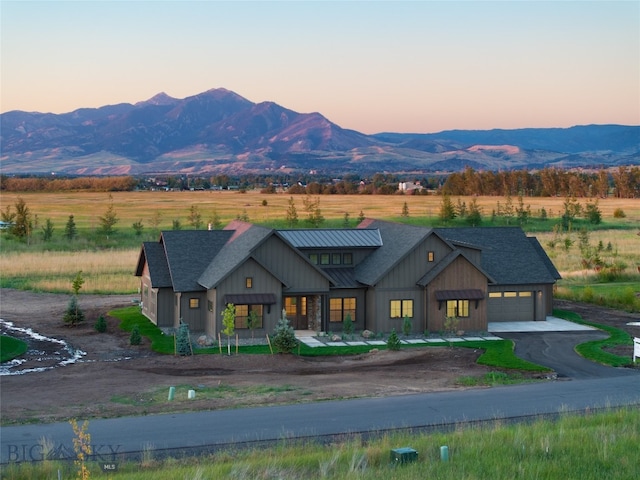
[2,374,639,464]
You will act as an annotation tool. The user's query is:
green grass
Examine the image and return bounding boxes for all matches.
[556,281,640,312]
[456,370,529,387]
[112,306,175,354]
[0,335,28,362]
[4,407,639,479]
[553,309,634,367]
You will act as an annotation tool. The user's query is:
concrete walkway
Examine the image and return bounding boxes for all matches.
[296,316,595,348]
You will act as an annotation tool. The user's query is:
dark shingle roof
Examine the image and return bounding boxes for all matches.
[161,230,234,292]
[198,224,274,289]
[278,229,382,248]
[136,242,172,288]
[355,220,433,285]
[435,227,559,285]
[323,268,361,288]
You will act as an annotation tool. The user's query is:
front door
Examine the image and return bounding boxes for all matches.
[284,296,308,330]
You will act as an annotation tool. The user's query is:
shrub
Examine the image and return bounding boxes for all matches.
[63,296,85,326]
[343,313,354,335]
[402,315,412,336]
[272,310,298,354]
[176,322,192,355]
[130,325,141,345]
[613,208,626,218]
[387,329,401,351]
[94,315,107,333]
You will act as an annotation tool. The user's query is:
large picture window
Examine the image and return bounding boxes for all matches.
[446,300,469,318]
[234,304,264,329]
[330,297,356,323]
[390,299,413,319]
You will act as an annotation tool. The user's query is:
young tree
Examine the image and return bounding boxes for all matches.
[402,314,412,336]
[285,197,298,227]
[11,197,32,242]
[41,218,55,242]
[342,212,351,228]
[221,303,236,355]
[188,205,203,229]
[357,210,365,224]
[303,196,324,228]
[149,210,162,233]
[438,194,456,223]
[466,198,482,226]
[98,194,119,237]
[387,329,401,351]
[584,200,602,225]
[246,309,259,339]
[401,201,409,218]
[172,219,182,230]
[176,322,192,355]
[272,309,298,354]
[208,210,222,230]
[129,325,141,345]
[63,296,85,326]
[343,313,354,335]
[94,315,107,333]
[132,219,144,236]
[64,215,78,240]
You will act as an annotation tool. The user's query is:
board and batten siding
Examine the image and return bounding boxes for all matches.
[179,291,208,332]
[215,258,283,338]
[425,256,488,333]
[254,236,330,293]
[328,288,367,331]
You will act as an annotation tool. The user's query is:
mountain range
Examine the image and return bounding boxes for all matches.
[1,88,638,176]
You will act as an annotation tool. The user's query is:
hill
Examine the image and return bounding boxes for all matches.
[1,88,638,175]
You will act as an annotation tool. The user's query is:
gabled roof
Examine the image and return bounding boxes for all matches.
[417,250,495,286]
[160,230,234,292]
[135,242,172,288]
[435,227,560,285]
[354,219,438,286]
[528,236,562,280]
[323,268,362,288]
[198,224,274,289]
[278,228,382,248]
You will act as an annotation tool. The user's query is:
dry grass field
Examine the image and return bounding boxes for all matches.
[1,190,639,229]
[1,190,638,294]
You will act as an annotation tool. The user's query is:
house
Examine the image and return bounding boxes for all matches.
[135,219,561,338]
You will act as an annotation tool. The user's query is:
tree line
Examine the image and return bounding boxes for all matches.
[1,166,639,198]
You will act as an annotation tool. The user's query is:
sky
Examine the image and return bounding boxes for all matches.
[1,1,638,134]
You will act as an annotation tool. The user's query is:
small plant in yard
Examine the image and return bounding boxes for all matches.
[130,325,141,345]
[94,315,107,333]
[444,315,460,336]
[63,296,85,326]
[221,303,236,355]
[402,314,412,336]
[246,309,259,339]
[69,418,91,480]
[176,322,192,356]
[343,313,354,335]
[272,309,298,354]
[387,329,401,351]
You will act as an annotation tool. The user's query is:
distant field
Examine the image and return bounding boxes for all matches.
[1,190,638,295]
[1,190,639,230]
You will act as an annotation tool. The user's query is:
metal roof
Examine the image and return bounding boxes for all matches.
[278,229,382,249]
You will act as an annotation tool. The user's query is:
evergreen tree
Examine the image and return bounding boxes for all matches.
[188,205,203,229]
[343,313,354,335]
[387,329,401,351]
[94,315,107,333]
[129,325,141,345]
[342,212,350,228]
[64,215,77,240]
[63,296,85,326]
[402,315,412,336]
[401,201,409,217]
[132,220,144,236]
[176,322,192,355]
[272,309,298,354]
[98,194,119,237]
[438,194,456,222]
[357,210,365,224]
[466,198,482,226]
[11,197,32,242]
[41,218,55,242]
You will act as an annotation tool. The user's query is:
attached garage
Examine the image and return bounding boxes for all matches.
[488,290,535,322]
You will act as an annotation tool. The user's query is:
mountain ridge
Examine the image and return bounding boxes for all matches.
[1,88,638,175]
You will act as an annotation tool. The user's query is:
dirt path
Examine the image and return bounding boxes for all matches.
[0,289,495,425]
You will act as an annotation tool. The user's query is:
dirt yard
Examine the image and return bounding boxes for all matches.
[0,289,636,425]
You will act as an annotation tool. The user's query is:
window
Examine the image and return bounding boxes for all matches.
[332,253,341,265]
[309,254,318,264]
[234,304,263,329]
[320,253,330,265]
[189,298,200,309]
[343,253,353,265]
[446,300,469,317]
[428,251,434,262]
[504,292,517,298]
[519,291,532,297]
[245,277,253,289]
[330,297,356,323]
[488,292,502,298]
[390,299,413,319]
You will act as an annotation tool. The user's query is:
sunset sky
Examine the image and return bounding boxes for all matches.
[1,1,638,134]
